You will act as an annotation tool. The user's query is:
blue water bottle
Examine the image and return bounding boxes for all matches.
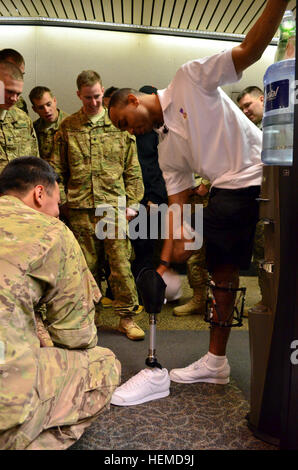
[261,10,295,166]
[261,59,295,165]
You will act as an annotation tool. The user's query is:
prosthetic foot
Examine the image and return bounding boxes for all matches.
[110,269,170,406]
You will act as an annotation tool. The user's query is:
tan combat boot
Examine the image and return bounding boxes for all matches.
[100,296,113,308]
[173,287,206,316]
[118,317,145,340]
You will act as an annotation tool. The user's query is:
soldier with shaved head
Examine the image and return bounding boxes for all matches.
[0,156,120,450]
[0,48,28,114]
[30,86,68,162]
[0,60,39,171]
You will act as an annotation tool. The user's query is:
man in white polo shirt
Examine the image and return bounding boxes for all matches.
[108,1,289,405]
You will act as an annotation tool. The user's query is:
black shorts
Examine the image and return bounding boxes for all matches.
[199,186,260,272]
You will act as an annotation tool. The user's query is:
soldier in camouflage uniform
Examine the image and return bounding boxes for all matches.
[51,70,145,341]
[14,95,28,114]
[0,61,39,172]
[0,157,120,450]
[0,48,29,114]
[29,86,68,162]
[173,176,210,316]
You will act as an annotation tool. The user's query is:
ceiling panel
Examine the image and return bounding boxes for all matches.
[56,0,74,19]
[188,0,206,30]
[122,0,132,24]
[169,0,186,29]
[199,0,221,31]
[225,0,261,34]
[132,0,143,25]
[92,0,104,22]
[178,0,198,30]
[1,0,20,16]
[198,0,222,30]
[101,0,113,23]
[159,0,175,28]
[151,0,164,28]
[20,0,37,16]
[206,0,234,33]
[0,0,295,40]
[70,0,85,20]
[142,0,153,26]
[8,0,28,16]
[0,0,13,16]
[217,0,250,33]
[50,0,68,19]
[112,0,122,23]
[235,0,266,35]
[41,0,59,18]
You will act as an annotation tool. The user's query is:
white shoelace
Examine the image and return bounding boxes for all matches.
[118,369,154,391]
[185,356,207,370]
[185,355,227,371]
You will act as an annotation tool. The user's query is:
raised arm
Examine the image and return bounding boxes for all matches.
[232,0,290,74]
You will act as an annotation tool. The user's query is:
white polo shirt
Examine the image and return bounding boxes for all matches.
[156,49,263,196]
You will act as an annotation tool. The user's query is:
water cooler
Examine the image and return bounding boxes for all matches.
[248,40,298,449]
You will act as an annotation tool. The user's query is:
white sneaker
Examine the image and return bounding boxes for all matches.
[169,354,230,384]
[110,368,170,406]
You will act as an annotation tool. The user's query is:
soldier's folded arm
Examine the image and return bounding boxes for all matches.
[50,127,69,206]
[33,225,101,349]
[31,125,40,158]
[123,132,144,210]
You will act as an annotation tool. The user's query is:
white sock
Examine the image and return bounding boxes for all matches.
[207,351,227,368]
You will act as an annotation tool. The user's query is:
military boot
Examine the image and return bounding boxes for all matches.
[173,287,207,316]
[118,317,145,340]
[100,296,113,308]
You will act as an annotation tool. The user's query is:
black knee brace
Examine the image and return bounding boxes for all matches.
[204,280,246,327]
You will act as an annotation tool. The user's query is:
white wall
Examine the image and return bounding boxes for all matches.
[0,25,276,120]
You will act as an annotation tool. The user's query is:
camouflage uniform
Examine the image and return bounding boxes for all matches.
[15,95,28,114]
[0,106,39,172]
[51,108,144,316]
[173,176,210,316]
[34,109,68,162]
[0,196,121,450]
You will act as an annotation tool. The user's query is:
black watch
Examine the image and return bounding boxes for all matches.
[159,259,171,268]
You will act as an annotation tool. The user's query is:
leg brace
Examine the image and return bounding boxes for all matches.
[204,280,246,328]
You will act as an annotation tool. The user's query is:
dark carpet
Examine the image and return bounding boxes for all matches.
[70,330,275,450]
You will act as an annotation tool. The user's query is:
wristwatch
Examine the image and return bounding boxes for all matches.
[159,259,171,268]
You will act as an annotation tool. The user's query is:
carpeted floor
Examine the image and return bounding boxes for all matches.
[70,276,276,451]
[70,381,274,450]
[70,329,275,451]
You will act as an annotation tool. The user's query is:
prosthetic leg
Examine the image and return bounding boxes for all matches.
[137,268,167,368]
[110,269,171,406]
